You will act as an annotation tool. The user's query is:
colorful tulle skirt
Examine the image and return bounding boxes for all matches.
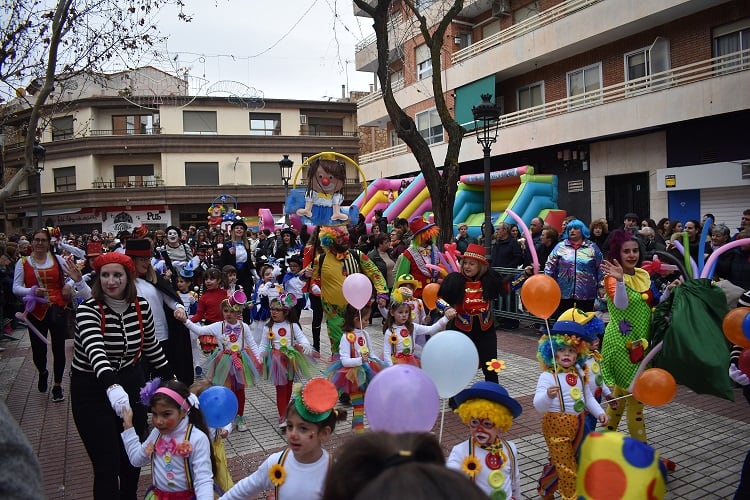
[325,358,384,393]
[392,352,420,367]
[263,347,317,386]
[206,348,261,387]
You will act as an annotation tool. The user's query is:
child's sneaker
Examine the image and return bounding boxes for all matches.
[236,416,248,432]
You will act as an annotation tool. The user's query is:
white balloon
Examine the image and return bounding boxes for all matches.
[420,330,479,398]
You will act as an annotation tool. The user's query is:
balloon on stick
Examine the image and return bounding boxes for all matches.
[422,283,440,310]
[199,386,239,428]
[520,274,561,319]
[631,368,677,406]
[342,273,372,310]
[421,330,479,398]
[723,308,750,348]
[364,365,440,433]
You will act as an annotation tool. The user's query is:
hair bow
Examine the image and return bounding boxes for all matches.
[140,377,162,407]
[273,292,297,310]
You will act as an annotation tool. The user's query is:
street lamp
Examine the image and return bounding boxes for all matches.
[278,154,294,226]
[33,141,46,230]
[472,93,500,257]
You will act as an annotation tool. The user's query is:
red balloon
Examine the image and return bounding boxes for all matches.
[739,349,750,378]
[520,274,561,319]
[723,307,750,348]
[632,368,677,406]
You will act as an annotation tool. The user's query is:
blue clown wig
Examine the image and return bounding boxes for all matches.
[564,219,590,240]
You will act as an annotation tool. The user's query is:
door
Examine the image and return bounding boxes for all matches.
[605,172,650,227]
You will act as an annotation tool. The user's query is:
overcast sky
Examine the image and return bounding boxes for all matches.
[152,0,376,101]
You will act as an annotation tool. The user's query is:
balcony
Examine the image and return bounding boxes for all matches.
[89,127,162,136]
[92,177,165,189]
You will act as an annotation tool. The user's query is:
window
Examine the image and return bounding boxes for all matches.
[415,0,435,12]
[624,38,670,93]
[389,129,403,147]
[390,69,404,88]
[183,111,217,134]
[54,166,76,192]
[416,108,443,145]
[51,116,74,141]
[306,117,343,136]
[567,63,602,108]
[185,162,219,186]
[250,161,285,185]
[482,20,501,39]
[114,165,154,188]
[455,32,472,50]
[249,113,281,135]
[713,19,750,72]
[416,44,432,80]
[112,114,160,135]
[514,1,539,23]
[517,82,544,112]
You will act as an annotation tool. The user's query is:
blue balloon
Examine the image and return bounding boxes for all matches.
[743,311,750,341]
[198,386,238,428]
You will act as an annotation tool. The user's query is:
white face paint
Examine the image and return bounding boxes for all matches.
[167,229,179,243]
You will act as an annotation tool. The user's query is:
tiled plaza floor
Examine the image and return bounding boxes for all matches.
[1,310,748,499]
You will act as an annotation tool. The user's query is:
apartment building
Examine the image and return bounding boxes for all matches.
[353,0,750,228]
[1,67,360,234]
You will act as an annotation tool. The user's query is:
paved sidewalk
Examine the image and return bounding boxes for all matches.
[1,311,749,499]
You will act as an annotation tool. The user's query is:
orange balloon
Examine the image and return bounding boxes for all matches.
[422,283,440,310]
[722,307,750,348]
[632,368,677,406]
[520,274,561,319]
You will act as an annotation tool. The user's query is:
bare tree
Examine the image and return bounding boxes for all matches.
[0,0,191,203]
[353,0,465,245]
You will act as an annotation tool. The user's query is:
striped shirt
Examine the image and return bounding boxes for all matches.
[72,297,169,388]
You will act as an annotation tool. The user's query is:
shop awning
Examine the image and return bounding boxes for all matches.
[24,208,82,217]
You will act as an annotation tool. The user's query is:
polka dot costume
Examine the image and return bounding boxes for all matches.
[577,431,666,499]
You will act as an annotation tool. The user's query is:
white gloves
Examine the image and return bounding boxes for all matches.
[107,384,131,418]
[302,344,313,355]
[729,365,749,386]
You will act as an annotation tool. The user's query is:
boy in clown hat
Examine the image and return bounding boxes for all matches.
[391,273,427,326]
[447,380,523,499]
[534,320,608,500]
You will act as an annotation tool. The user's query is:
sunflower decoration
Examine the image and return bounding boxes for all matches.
[461,455,482,478]
[486,359,506,373]
[268,463,286,487]
[389,332,399,345]
[267,330,275,340]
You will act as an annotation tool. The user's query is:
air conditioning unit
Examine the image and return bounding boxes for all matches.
[492,0,511,17]
[300,114,307,125]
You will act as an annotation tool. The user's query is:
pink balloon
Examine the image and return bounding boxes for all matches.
[700,238,750,278]
[364,365,440,433]
[506,208,539,273]
[342,273,372,309]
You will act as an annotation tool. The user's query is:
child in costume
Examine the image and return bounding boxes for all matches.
[184,298,261,432]
[190,380,234,495]
[190,267,226,325]
[393,273,427,327]
[259,294,315,429]
[121,379,214,500]
[250,263,281,345]
[219,378,346,500]
[447,381,523,499]
[177,264,202,378]
[325,303,385,433]
[534,321,608,500]
[556,307,615,436]
[382,291,455,367]
[222,265,239,294]
[282,255,306,318]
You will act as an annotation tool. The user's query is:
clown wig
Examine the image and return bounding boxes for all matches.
[536,334,589,370]
[318,224,347,249]
[455,400,514,433]
[564,219,591,240]
[411,224,440,247]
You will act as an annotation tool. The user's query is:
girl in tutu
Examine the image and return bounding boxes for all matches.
[325,303,385,433]
[184,298,261,432]
[259,293,315,429]
[382,288,454,367]
[250,263,282,345]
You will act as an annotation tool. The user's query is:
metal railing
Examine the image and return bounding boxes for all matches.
[89,127,162,136]
[492,266,552,324]
[359,48,750,163]
[357,78,405,108]
[91,179,165,189]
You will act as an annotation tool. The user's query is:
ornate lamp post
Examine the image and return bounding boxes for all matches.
[278,154,294,226]
[472,93,500,257]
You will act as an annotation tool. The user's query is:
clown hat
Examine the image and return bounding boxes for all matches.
[459,243,489,266]
[125,238,152,258]
[453,381,522,418]
[85,241,103,258]
[93,252,136,278]
[395,273,422,289]
[555,307,604,343]
[409,217,435,237]
[292,378,338,423]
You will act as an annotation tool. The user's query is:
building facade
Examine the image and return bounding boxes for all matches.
[353,0,750,230]
[1,67,361,234]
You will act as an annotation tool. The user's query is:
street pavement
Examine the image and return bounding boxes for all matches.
[1,310,749,499]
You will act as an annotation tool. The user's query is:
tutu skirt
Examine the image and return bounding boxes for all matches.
[263,346,317,386]
[325,358,384,393]
[392,352,420,367]
[207,348,261,387]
